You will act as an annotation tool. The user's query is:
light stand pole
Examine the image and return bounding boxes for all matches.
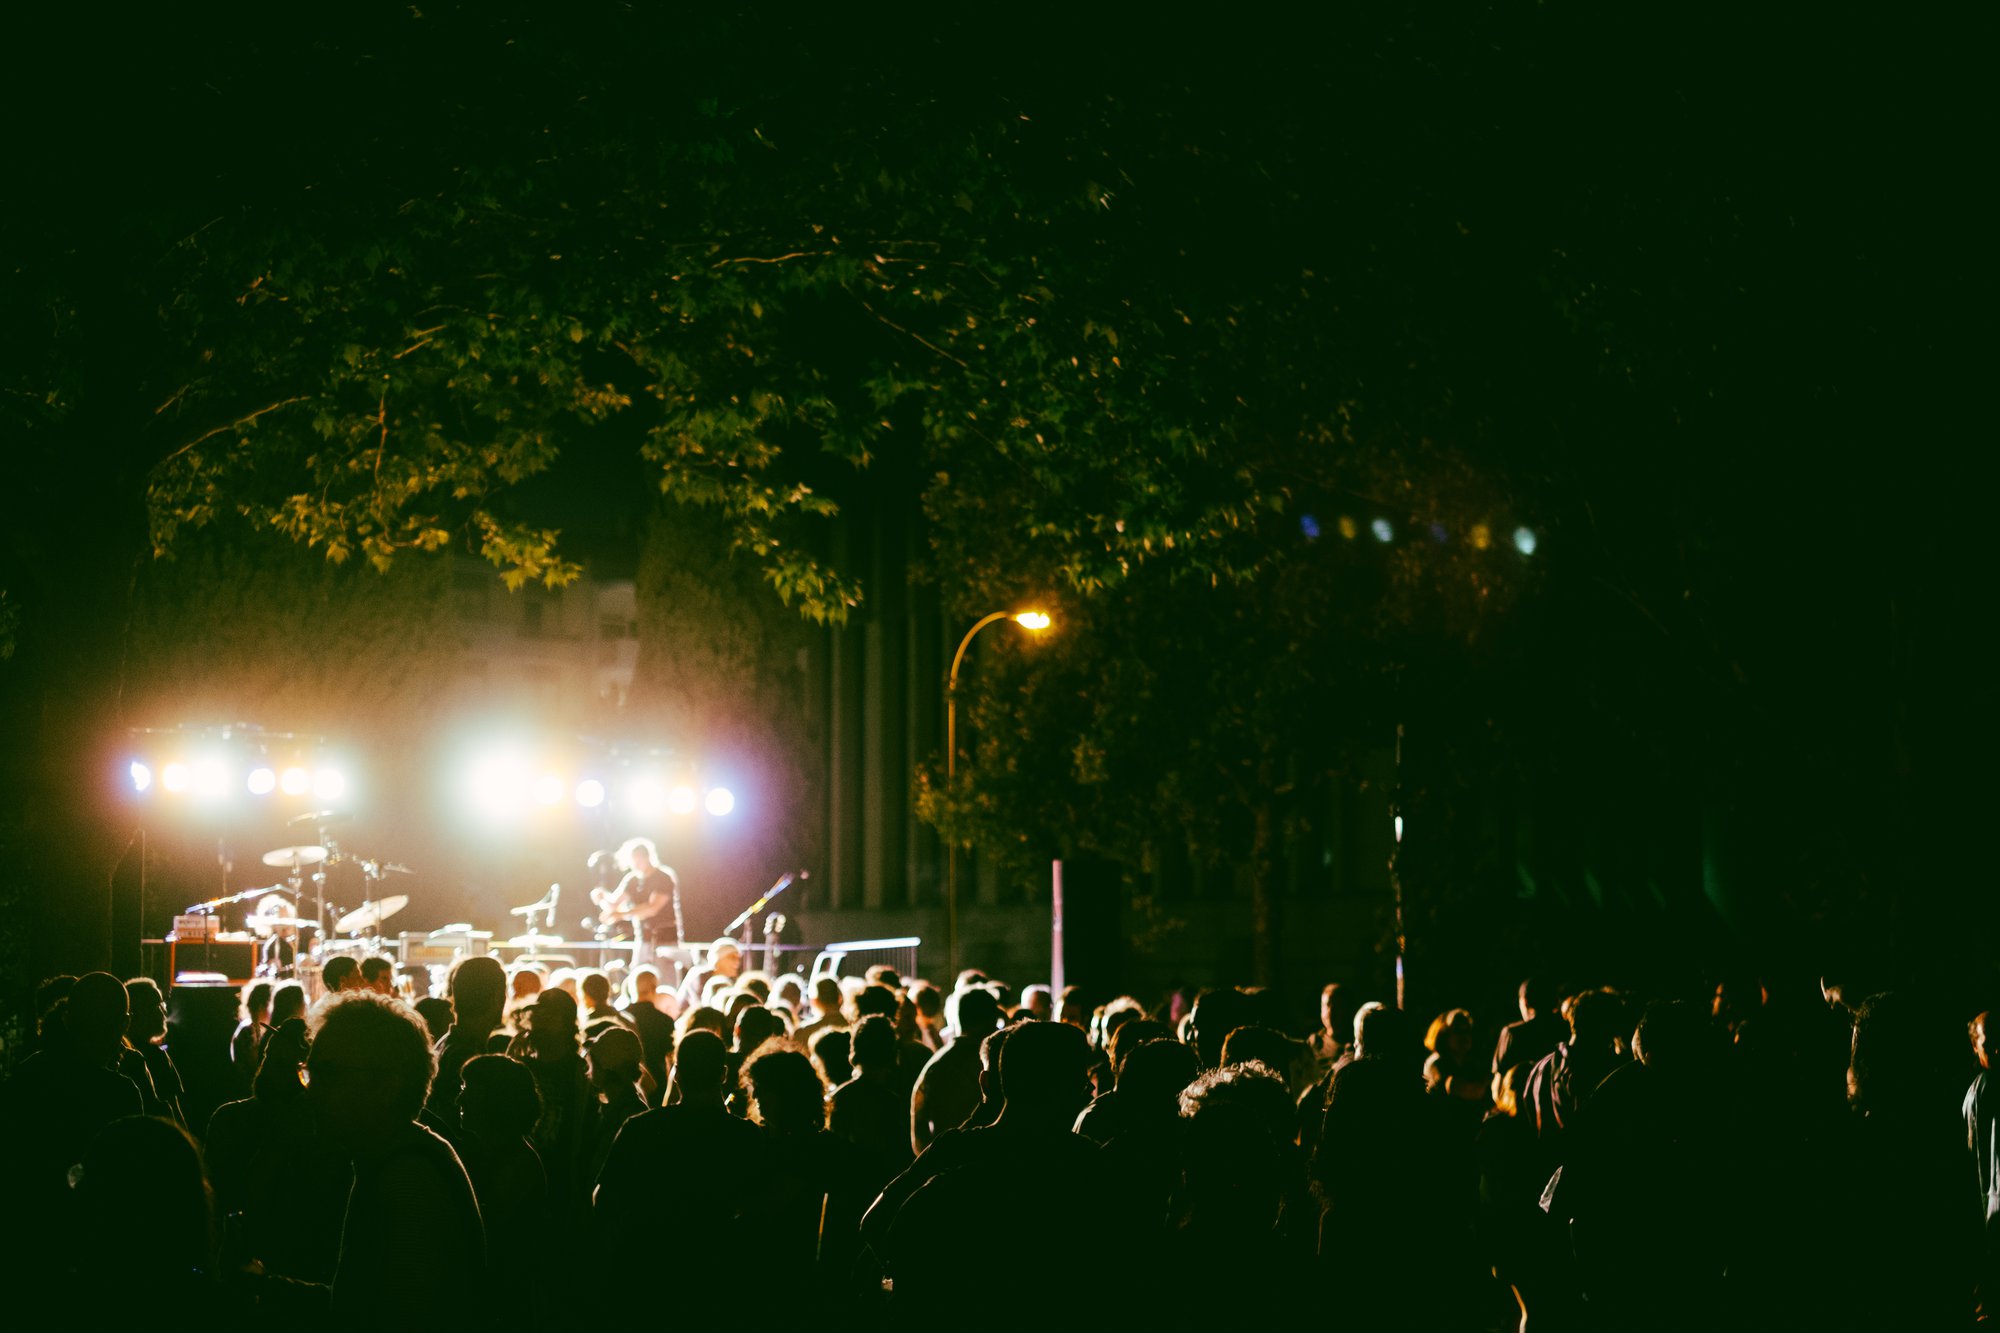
[945,609,1051,976]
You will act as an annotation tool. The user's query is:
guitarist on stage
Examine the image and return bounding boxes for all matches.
[592,836,684,952]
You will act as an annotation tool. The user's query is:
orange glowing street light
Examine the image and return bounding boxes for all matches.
[945,608,1053,973]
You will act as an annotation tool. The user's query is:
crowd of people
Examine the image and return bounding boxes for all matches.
[3,947,1996,1328]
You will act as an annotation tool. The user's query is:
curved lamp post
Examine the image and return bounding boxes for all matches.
[945,609,1052,974]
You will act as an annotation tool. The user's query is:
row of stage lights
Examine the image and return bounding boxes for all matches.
[465,755,734,820]
[1299,515,1539,555]
[130,760,346,801]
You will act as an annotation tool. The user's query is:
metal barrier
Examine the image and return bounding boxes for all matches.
[809,937,921,983]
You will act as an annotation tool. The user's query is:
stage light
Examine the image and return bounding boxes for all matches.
[193,759,228,797]
[627,776,668,818]
[705,786,736,817]
[1299,514,1322,540]
[668,784,699,815]
[312,769,346,800]
[130,761,152,793]
[162,762,191,793]
[575,779,606,808]
[1371,518,1394,543]
[1469,524,1492,551]
[1337,516,1358,540]
[280,767,310,796]
[1513,526,1537,556]
[532,772,564,806]
[1014,611,1052,631]
[247,767,277,796]
[1394,815,1404,843]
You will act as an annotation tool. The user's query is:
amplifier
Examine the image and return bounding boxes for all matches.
[400,929,492,966]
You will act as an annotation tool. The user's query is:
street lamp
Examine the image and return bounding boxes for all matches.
[946,609,1053,974]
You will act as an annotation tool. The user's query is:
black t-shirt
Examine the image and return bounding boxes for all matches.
[618,867,679,945]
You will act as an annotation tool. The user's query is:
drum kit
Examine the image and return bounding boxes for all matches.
[245,837,411,991]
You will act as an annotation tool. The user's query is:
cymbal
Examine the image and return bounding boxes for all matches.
[249,916,315,932]
[262,844,329,868]
[335,894,409,934]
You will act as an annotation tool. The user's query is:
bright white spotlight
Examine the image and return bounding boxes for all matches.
[312,769,346,800]
[1371,518,1395,543]
[575,778,606,808]
[193,759,228,797]
[247,767,277,796]
[162,762,191,794]
[628,776,669,818]
[130,761,152,793]
[1513,526,1538,556]
[532,772,564,806]
[280,767,310,796]
[668,784,699,815]
[470,754,531,817]
[705,786,736,817]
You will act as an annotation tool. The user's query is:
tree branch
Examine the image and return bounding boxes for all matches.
[155,396,315,469]
[853,297,970,369]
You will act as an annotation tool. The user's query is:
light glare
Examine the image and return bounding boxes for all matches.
[130,761,152,793]
[705,787,736,817]
[628,777,668,818]
[532,773,564,806]
[1513,526,1538,556]
[667,784,699,815]
[312,769,346,801]
[280,767,310,796]
[193,759,228,797]
[162,763,191,793]
[1371,518,1394,543]
[1014,611,1052,631]
[575,779,606,808]
[247,767,277,796]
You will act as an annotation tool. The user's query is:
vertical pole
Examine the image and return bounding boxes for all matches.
[1391,720,1406,1011]
[946,691,958,978]
[1050,858,1064,1010]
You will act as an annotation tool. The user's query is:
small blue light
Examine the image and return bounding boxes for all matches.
[1428,522,1448,544]
[1513,526,1537,556]
[1371,518,1394,543]
[1299,514,1321,540]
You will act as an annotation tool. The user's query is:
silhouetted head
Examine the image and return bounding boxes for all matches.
[307,992,436,1150]
[242,981,273,1020]
[996,1019,1092,1126]
[588,1025,643,1087]
[1519,977,1554,1020]
[811,976,844,1016]
[851,1014,897,1073]
[1178,1062,1296,1227]
[856,983,900,1022]
[738,972,772,1004]
[911,981,944,1026]
[1567,989,1629,1058]
[254,1019,312,1101]
[1118,1038,1200,1113]
[865,962,902,989]
[1019,984,1054,1022]
[77,1116,214,1276]
[680,1005,728,1040]
[1187,988,1257,1070]
[744,1044,826,1135]
[413,996,452,1041]
[67,972,130,1063]
[460,1053,540,1140]
[949,985,1002,1042]
[1221,1025,1302,1088]
[270,983,307,1027]
[809,1026,853,1086]
[360,956,396,995]
[709,939,743,980]
[1351,1002,1407,1061]
[125,977,168,1044]
[631,966,661,1002]
[580,970,614,1010]
[1319,983,1347,1039]
[1633,1000,1713,1072]
[510,968,545,1003]
[1109,1020,1173,1082]
[321,956,360,994]
[735,1004,785,1054]
[1973,1012,1999,1073]
[671,1029,728,1106]
[449,956,507,1025]
[1849,991,1961,1117]
[1422,1009,1477,1066]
